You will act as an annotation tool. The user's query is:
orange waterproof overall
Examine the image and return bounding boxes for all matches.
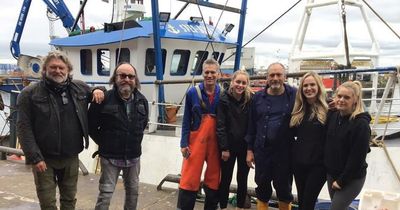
[179,114,220,191]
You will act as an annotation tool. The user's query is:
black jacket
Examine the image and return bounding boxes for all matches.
[17,80,93,164]
[216,91,251,153]
[324,111,371,187]
[88,87,148,159]
[292,108,326,166]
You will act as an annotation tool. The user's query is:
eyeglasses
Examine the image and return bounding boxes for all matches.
[117,73,136,80]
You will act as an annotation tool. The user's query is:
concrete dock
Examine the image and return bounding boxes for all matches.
[0,159,260,210]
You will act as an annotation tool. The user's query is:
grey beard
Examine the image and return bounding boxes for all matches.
[118,85,133,98]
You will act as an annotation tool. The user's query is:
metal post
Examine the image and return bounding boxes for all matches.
[10,91,18,149]
[150,0,166,123]
[372,73,396,130]
[233,0,248,72]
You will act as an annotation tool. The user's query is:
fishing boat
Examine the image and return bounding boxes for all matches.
[1,0,400,209]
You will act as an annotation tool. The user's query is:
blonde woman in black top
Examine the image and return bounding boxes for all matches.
[217,70,253,210]
[324,81,371,210]
[290,71,328,210]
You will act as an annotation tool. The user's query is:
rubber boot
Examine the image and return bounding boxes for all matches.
[177,188,197,210]
[278,201,292,210]
[203,185,219,210]
[256,199,268,210]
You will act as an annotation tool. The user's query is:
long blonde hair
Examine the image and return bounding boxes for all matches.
[290,71,328,127]
[337,80,364,120]
[228,70,253,109]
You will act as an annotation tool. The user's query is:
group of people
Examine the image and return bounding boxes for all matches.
[17,50,148,210]
[15,50,371,210]
[177,59,371,210]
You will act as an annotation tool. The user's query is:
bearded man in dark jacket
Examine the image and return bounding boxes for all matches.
[89,62,148,210]
[17,50,104,210]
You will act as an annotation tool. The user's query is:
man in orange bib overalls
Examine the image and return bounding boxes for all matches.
[177,58,221,210]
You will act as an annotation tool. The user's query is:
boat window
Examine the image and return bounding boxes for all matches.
[212,52,219,61]
[97,49,110,76]
[116,48,130,65]
[218,53,225,65]
[191,51,209,75]
[80,49,92,75]
[170,50,190,76]
[145,48,166,76]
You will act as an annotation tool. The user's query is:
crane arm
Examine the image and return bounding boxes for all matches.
[10,0,79,59]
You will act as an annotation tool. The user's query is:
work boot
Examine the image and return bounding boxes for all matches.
[177,188,197,210]
[256,199,268,210]
[203,185,218,210]
[278,201,292,210]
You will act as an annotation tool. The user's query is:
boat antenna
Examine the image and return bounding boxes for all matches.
[222,0,302,64]
[116,0,129,64]
[195,3,216,53]
[111,0,115,23]
[361,0,400,40]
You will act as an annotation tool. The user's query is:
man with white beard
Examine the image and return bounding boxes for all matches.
[88,62,149,210]
[17,50,104,210]
[245,63,296,210]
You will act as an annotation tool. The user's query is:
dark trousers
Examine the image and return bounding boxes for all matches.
[254,148,293,203]
[327,175,365,210]
[32,156,79,210]
[293,163,326,210]
[177,186,219,210]
[218,150,250,208]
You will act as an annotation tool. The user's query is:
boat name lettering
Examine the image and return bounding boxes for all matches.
[167,24,180,34]
[178,24,208,35]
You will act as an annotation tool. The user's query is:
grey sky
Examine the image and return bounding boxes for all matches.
[0,0,399,68]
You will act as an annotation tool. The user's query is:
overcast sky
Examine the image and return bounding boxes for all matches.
[0,0,399,68]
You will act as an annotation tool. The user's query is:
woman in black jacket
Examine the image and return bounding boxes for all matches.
[324,81,371,210]
[217,70,253,210]
[290,71,329,210]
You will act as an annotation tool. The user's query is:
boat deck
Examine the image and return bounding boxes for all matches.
[0,159,261,210]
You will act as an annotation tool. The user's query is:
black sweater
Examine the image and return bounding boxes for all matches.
[292,109,326,166]
[216,91,251,153]
[324,111,371,187]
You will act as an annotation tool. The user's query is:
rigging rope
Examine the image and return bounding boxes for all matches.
[175,0,230,110]
[116,0,130,64]
[222,0,303,64]
[361,0,400,40]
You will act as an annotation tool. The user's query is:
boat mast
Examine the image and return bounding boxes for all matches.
[234,0,248,72]
[150,0,166,123]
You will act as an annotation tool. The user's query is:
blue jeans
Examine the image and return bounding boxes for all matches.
[95,157,140,210]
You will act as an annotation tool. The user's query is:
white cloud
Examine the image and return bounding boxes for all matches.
[0,0,399,68]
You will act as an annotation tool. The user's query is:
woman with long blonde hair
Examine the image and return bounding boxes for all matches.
[290,71,328,210]
[217,70,253,210]
[324,81,371,210]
